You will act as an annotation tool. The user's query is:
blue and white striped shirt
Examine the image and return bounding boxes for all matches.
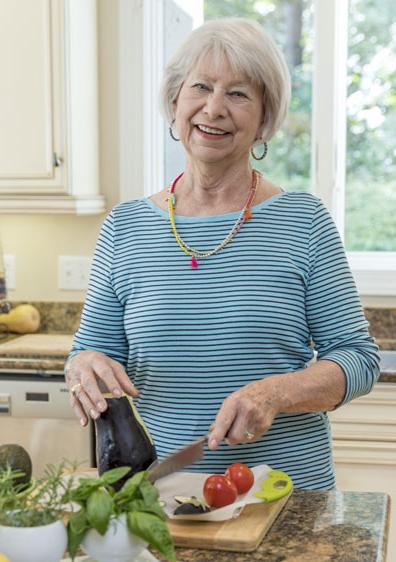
[71,191,379,490]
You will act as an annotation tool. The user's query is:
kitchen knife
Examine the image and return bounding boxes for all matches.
[147,435,207,482]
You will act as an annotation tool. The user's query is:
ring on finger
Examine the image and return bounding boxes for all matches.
[244,430,254,441]
[70,382,82,396]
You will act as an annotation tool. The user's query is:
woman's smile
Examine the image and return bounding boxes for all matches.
[194,123,231,139]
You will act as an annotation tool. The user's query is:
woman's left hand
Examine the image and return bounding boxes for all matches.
[207,378,281,450]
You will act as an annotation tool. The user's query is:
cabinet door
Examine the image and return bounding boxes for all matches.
[0,0,104,214]
[329,383,396,441]
[0,0,64,194]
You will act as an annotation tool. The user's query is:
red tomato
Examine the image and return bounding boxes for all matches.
[203,474,238,508]
[225,463,254,494]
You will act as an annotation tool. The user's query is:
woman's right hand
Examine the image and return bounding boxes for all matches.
[65,350,139,426]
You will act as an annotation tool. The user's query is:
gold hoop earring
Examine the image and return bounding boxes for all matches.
[250,141,268,161]
[169,119,180,142]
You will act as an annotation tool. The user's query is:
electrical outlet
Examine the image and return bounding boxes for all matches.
[3,254,16,289]
[58,256,92,290]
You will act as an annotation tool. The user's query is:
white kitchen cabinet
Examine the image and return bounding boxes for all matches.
[329,383,396,562]
[0,0,105,214]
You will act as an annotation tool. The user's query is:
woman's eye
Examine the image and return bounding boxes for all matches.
[229,91,247,98]
[192,83,210,91]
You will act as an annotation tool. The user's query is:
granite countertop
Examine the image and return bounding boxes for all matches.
[153,490,390,562]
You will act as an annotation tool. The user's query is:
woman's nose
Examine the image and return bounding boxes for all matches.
[203,91,227,119]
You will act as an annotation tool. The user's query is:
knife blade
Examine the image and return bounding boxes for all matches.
[147,435,207,482]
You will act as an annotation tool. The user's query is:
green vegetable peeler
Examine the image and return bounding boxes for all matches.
[254,470,293,502]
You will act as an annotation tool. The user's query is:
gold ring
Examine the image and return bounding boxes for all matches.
[70,382,82,396]
[245,430,254,441]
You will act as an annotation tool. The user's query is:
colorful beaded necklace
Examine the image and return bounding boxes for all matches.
[168,170,258,268]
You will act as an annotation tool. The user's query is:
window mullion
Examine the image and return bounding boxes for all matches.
[143,0,165,196]
[311,0,349,238]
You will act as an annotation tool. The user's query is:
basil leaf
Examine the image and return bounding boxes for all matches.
[67,510,88,560]
[139,479,159,504]
[127,511,176,562]
[127,499,166,521]
[114,470,147,502]
[69,507,88,534]
[70,479,102,503]
[100,466,131,485]
[86,489,113,535]
[122,470,147,490]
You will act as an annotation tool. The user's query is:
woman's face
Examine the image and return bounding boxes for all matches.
[173,55,264,166]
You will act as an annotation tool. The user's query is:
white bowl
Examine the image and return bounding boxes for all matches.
[0,518,67,562]
[81,514,148,562]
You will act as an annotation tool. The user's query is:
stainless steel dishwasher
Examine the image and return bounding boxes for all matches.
[0,368,94,476]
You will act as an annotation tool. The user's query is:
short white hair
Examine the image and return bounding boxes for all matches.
[160,18,291,143]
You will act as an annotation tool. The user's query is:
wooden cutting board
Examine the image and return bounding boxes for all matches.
[168,493,291,552]
[0,333,73,356]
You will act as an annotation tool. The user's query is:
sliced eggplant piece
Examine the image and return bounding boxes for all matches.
[173,495,211,515]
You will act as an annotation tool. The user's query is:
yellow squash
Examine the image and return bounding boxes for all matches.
[0,304,40,333]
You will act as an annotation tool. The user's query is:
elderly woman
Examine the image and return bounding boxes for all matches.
[65,18,379,489]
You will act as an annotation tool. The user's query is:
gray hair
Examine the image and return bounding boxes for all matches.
[160,18,291,143]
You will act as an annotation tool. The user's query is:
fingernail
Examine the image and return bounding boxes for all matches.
[208,437,218,449]
[97,401,106,411]
[90,409,99,419]
[112,388,122,397]
[80,418,86,426]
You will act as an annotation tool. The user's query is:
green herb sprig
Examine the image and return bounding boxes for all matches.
[0,461,77,527]
[67,466,176,562]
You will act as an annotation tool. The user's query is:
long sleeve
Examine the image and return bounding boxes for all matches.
[69,211,128,366]
[305,201,380,405]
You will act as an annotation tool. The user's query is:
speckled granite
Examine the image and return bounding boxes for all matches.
[365,308,396,340]
[0,356,66,371]
[151,490,390,562]
[9,301,83,333]
[375,338,396,350]
[0,331,15,344]
[378,373,396,383]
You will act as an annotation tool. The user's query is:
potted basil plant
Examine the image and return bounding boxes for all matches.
[67,466,176,562]
[0,462,76,562]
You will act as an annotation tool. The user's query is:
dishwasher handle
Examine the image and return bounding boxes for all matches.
[0,394,11,415]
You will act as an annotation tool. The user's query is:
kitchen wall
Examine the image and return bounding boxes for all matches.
[0,0,394,308]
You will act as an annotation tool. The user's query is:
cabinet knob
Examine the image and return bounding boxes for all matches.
[53,152,63,167]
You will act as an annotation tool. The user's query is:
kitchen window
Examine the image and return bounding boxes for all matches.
[120,0,395,295]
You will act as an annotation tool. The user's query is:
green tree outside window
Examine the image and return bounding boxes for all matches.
[204,0,396,251]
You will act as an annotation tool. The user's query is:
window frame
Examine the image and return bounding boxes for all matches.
[312,0,395,296]
[120,0,395,296]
